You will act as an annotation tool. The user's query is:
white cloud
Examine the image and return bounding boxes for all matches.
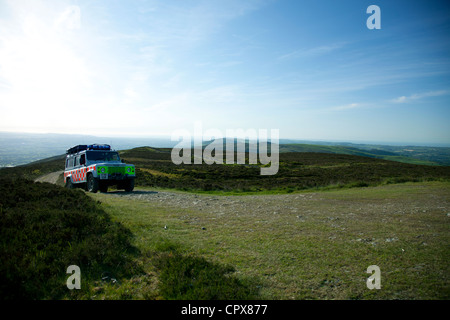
[392,96,407,103]
[391,90,450,103]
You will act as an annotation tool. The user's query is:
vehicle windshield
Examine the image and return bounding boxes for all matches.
[86,151,120,162]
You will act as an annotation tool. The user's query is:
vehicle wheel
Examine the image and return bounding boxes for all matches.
[124,179,134,192]
[65,178,74,189]
[87,174,99,193]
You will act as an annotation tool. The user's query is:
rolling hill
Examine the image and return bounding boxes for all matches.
[118,147,450,193]
[278,144,443,165]
[1,145,449,194]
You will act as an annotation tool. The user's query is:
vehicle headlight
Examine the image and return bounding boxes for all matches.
[101,167,106,173]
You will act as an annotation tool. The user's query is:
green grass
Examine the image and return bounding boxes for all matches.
[89,181,450,299]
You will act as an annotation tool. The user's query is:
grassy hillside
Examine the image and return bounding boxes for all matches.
[1,145,449,194]
[279,143,441,165]
[0,178,259,300]
[0,154,65,181]
[0,178,139,299]
[119,147,450,193]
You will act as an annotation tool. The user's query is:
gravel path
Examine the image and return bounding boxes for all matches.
[106,189,319,217]
[104,184,450,234]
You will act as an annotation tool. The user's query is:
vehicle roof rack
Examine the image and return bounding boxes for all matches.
[66,144,111,154]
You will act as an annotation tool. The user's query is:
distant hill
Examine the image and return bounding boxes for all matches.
[278,144,445,166]
[201,139,450,166]
[0,154,65,182]
[0,131,449,167]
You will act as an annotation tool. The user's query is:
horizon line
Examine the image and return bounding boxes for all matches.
[0,130,449,148]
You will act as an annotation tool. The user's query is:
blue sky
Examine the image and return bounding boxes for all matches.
[0,0,449,145]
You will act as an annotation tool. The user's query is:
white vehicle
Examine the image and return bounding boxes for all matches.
[64,144,135,193]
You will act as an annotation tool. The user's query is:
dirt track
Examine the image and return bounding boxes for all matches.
[35,170,64,184]
[108,188,318,217]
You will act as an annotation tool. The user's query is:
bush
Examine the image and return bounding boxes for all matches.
[0,178,139,299]
[153,251,259,300]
